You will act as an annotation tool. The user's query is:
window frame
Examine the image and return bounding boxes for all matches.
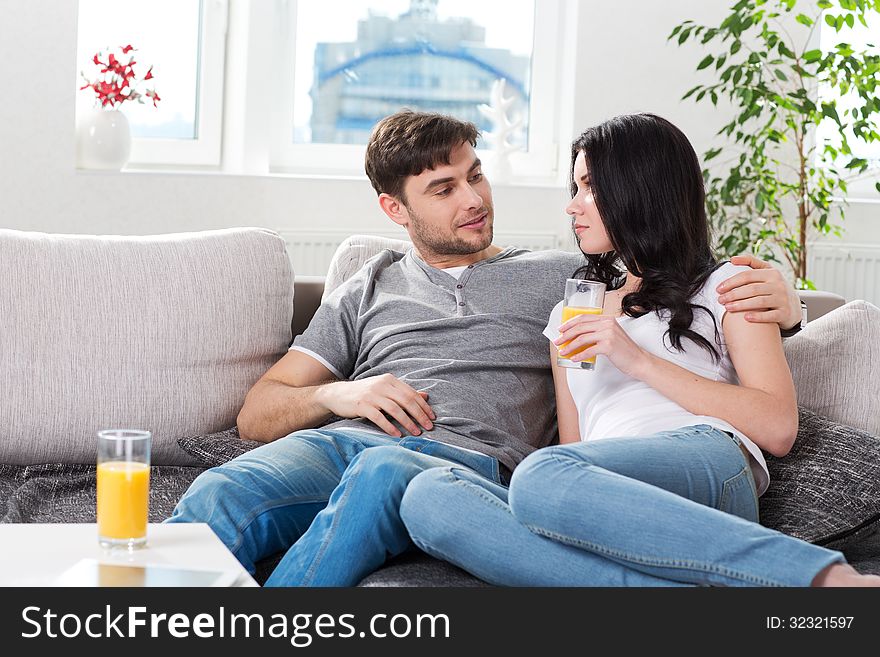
[76,0,229,168]
[267,0,572,184]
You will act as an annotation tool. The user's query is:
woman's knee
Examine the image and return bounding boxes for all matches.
[509,445,596,524]
[400,468,452,530]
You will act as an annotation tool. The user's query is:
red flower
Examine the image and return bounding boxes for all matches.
[79,45,159,110]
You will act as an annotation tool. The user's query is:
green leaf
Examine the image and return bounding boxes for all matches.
[795,13,813,27]
[845,14,855,29]
[875,181,880,194]
[825,13,837,28]
[774,69,788,81]
[697,54,715,70]
[803,49,822,62]
[778,41,795,58]
[682,84,702,100]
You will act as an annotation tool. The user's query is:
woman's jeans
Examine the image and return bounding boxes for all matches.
[401,425,844,587]
[165,427,505,587]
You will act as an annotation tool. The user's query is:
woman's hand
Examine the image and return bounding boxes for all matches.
[718,255,801,329]
[554,314,652,379]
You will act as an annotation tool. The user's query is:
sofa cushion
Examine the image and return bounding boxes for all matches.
[323,234,412,300]
[784,300,880,436]
[0,228,294,466]
[760,407,880,546]
[0,463,203,523]
[177,427,262,468]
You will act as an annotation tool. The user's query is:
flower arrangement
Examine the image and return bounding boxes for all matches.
[79,44,160,110]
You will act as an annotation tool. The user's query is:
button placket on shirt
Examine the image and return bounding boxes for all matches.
[454,264,475,314]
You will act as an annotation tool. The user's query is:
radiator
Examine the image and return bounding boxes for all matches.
[808,242,880,306]
[280,230,565,276]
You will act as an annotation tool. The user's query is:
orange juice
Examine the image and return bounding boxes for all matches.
[560,306,602,364]
[97,461,150,541]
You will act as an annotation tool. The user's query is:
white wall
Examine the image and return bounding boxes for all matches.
[0,1,877,278]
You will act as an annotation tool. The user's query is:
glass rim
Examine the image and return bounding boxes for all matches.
[97,429,152,441]
[565,277,606,287]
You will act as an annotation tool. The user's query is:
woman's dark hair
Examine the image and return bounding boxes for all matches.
[571,113,722,359]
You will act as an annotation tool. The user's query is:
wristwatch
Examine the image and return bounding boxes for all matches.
[780,300,808,338]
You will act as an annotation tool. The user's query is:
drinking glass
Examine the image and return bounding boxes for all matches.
[557,278,606,370]
[97,429,151,549]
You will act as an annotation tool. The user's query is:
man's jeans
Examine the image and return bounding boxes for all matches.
[401,425,844,586]
[165,427,504,586]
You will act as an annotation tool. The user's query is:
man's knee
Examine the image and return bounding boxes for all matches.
[347,445,436,484]
[168,466,237,522]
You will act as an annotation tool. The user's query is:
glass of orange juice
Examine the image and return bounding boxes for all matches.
[557,278,606,370]
[97,429,151,550]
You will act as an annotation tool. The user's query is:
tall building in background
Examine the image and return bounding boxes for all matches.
[309,0,531,145]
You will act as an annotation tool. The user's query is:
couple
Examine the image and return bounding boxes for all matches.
[167,110,878,587]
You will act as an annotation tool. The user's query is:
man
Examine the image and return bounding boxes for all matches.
[167,111,803,586]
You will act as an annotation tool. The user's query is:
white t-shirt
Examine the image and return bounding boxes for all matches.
[542,262,770,495]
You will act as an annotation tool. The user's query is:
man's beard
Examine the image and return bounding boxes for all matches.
[405,206,494,258]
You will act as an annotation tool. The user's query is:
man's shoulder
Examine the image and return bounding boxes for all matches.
[494,248,583,274]
[347,248,408,281]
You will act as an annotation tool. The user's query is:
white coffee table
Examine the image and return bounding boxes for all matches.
[0,523,258,587]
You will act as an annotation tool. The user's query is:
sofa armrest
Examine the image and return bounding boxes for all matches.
[798,289,846,322]
[292,275,326,340]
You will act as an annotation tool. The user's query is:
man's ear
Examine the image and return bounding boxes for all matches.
[378,193,408,228]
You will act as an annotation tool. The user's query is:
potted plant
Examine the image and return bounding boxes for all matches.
[77,44,160,170]
[670,0,880,288]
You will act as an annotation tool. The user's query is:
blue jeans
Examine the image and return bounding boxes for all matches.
[401,425,845,586]
[165,427,505,586]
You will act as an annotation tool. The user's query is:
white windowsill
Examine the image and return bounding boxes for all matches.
[75,165,567,190]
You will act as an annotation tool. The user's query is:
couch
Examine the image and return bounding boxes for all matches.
[2,228,879,586]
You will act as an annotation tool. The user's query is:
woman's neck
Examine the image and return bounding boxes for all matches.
[604,273,641,317]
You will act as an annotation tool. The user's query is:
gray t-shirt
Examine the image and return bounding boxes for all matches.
[292,246,584,472]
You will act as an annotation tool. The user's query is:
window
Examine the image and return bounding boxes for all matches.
[75,0,227,167]
[270,0,569,181]
[817,11,880,195]
[74,0,572,181]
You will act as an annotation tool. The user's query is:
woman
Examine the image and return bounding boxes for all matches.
[400,113,880,586]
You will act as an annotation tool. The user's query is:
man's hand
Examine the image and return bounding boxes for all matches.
[314,374,436,438]
[716,254,801,330]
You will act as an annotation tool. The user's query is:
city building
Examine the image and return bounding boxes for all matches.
[308,0,531,145]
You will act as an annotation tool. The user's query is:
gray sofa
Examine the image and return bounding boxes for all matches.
[2,228,879,586]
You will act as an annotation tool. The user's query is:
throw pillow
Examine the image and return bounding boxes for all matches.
[760,407,880,546]
[784,300,880,436]
[177,427,263,469]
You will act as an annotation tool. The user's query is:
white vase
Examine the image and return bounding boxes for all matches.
[77,109,132,170]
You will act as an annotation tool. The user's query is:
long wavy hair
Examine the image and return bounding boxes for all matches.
[571,113,722,360]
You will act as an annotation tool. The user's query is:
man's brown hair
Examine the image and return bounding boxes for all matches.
[364,110,479,203]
